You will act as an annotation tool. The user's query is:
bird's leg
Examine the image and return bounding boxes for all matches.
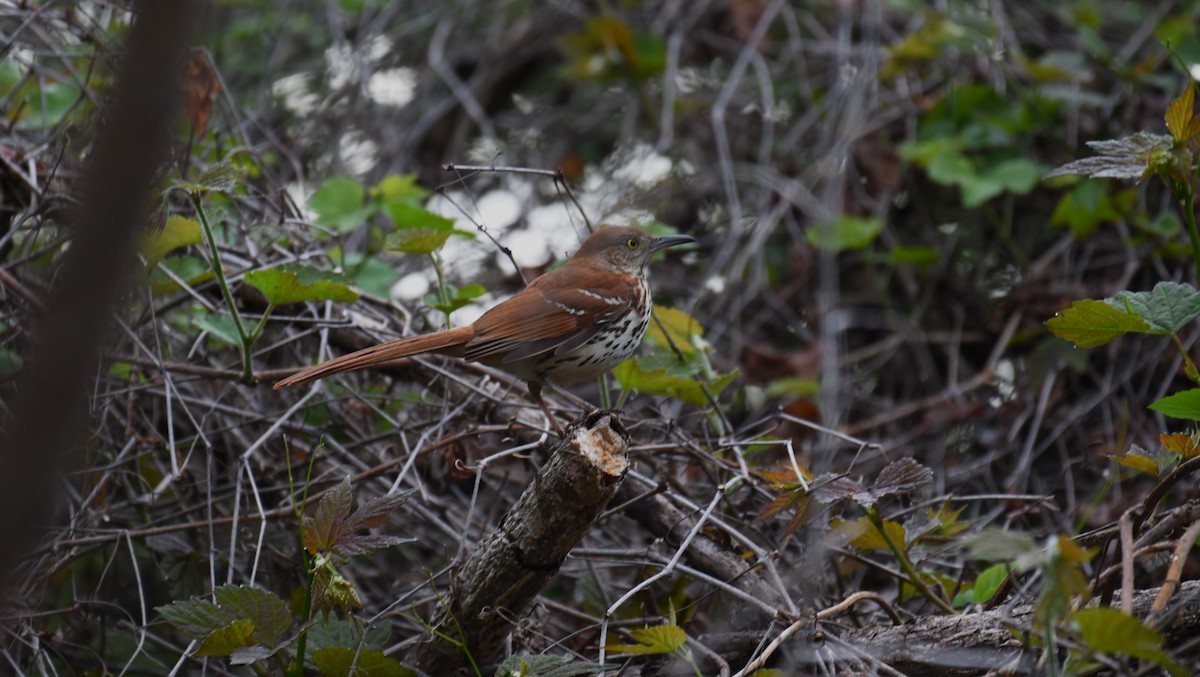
[527,382,563,433]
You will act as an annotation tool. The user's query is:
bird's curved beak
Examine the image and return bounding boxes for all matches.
[650,233,696,252]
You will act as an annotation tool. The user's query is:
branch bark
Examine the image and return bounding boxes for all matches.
[406,410,630,674]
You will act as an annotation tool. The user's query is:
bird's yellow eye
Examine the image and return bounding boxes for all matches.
[627,238,639,249]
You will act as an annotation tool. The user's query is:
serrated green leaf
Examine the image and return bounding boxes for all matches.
[311,177,373,232]
[1109,282,1200,334]
[312,646,414,676]
[213,585,292,648]
[806,215,883,252]
[605,624,687,655]
[244,263,359,306]
[1045,299,1150,347]
[305,617,390,670]
[1149,388,1200,421]
[1074,607,1187,677]
[195,619,256,656]
[612,359,736,407]
[157,598,236,639]
[141,216,202,270]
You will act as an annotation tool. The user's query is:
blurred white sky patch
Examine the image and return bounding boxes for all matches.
[475,189,522,230]
[338,130,378,176]
[324,43,356,90]
[368,67,416,107]
[272,73,317,116]
[612,143,672,188]
[285,181,314,222]
[1191,62,1200,81]
[390,271,430,301]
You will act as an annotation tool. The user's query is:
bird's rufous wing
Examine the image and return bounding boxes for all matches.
[464,264,636,363]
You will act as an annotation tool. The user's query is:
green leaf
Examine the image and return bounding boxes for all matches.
[141,216,203,270]
[926,152,974,186]
[150,255,216,296]
[1074,607,1187,677]
[213,585,292,648]
[605,624,687,655]
[383,203,471,255]
[1045,299,1151,347]
[806,215,883,252]
[176,162,242,194]
[312,647,414,677]
[373,173,428,204]
[244,263,360,306]
[383,202,454,230]
[960,159,1041,207]
[886,245,939,267]
[645,305,706,354]
[195,619,257,657]
[963,529,1038,562]
[765,376,820,398]
[426,283,487,315]
[157,597,236,640]
[831,516,906,552]
[969,563,1009,604]
[14,79,82,131]
[1109,282,1200,334]
[194,312,244,346]
[612,358,736,407]
[1149,389,1200,421]
[1049,180,1121,238]
[339,252,399,299]
[311,177,374,232]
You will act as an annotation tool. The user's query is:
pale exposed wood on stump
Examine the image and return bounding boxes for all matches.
[406,410,630,675]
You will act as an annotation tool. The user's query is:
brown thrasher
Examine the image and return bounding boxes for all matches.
[273,226,694,415]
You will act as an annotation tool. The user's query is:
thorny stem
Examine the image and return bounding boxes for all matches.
[861,505,956,615]
[190,192,256,383]
[1179,182,1200,287]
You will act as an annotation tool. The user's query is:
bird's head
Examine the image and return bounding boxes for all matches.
[574,226,694,274]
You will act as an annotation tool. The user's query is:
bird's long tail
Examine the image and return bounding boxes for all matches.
[273,325,475,389]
